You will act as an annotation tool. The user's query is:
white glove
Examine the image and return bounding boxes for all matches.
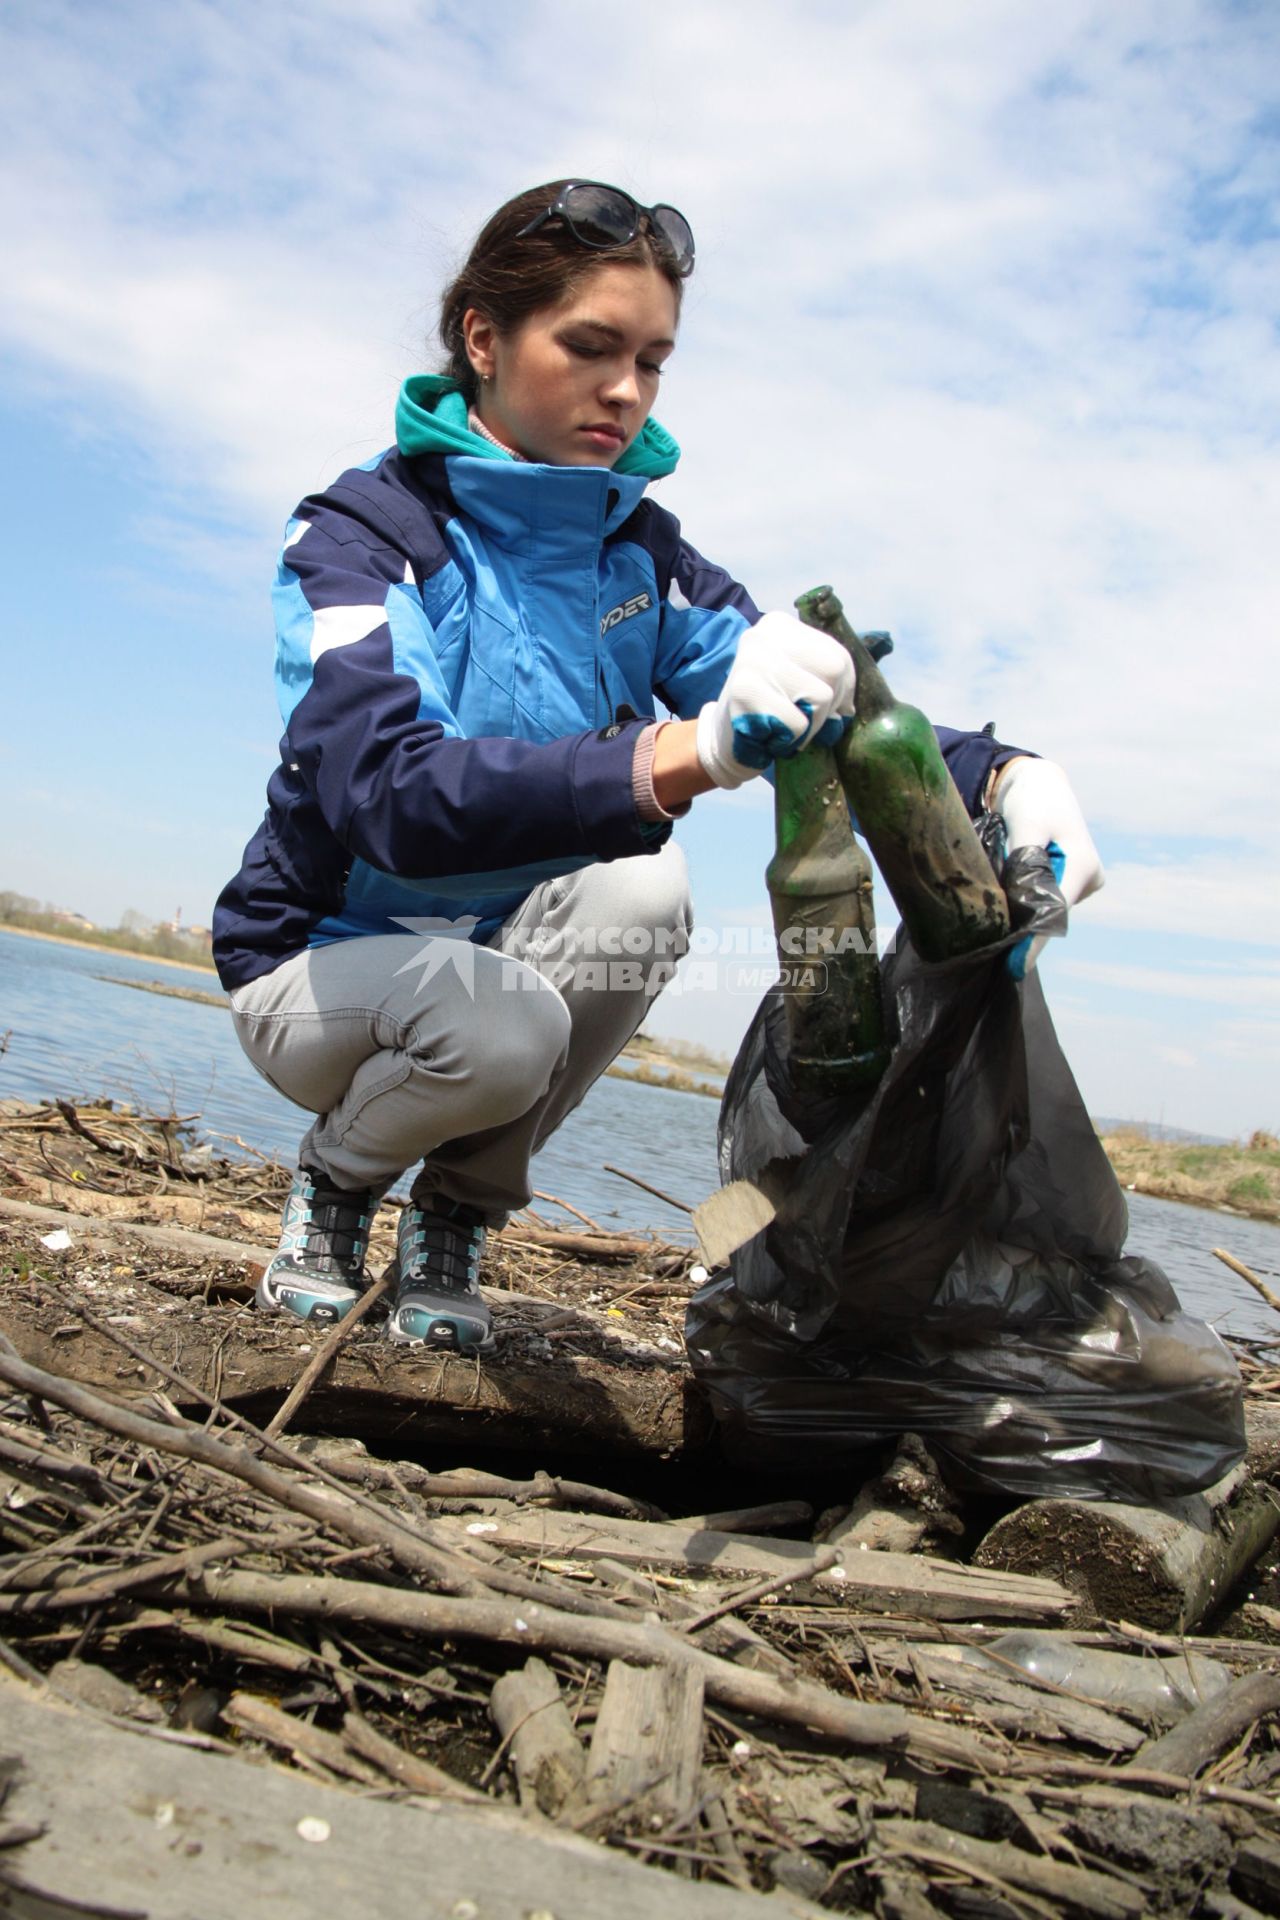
[696,611,856,790]
[994,757,1104,975]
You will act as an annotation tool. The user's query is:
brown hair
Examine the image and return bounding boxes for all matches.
[439,181,687,400]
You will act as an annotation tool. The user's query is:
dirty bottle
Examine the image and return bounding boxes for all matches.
[972,1631,1230,1727]
[766,727,889,1098]
[795,586,1010,962]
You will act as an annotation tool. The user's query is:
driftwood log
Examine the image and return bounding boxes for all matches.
[586,1660,706,1828]
[489,1656,586,1817]
[0,1200,710,1458]
[0,1682,815,1920]
[0,1192,672,1268]
[429,1504,1076,1623]
[973,1464,1280,1629]
[822,1433,963,1554]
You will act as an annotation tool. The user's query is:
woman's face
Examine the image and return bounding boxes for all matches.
[467,261,678,467]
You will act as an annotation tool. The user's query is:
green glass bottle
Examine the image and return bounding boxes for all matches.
[795,585,1010,963]
[766,734,889,1097]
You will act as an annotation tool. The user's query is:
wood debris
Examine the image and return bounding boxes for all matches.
[1,1095,1280,1914]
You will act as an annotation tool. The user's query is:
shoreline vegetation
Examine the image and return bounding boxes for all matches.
[1100,1128,1280,1227]
[8,924,1278,1214]
[0,916,217,974]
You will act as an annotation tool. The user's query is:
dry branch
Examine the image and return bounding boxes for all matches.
[262,1269,391,1441]
[1214,1247,1280,1319]
[133,1562,1008,1773]
[223,1690,384,1784]
[341,1711,487,1802]
[1132,1670,1280,1780]
[876,1817,1147,1919]
[0,1344,539,1602]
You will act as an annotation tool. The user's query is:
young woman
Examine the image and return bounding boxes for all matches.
[212,180,1102,1350]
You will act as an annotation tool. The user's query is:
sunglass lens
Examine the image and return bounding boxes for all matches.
[649,204,695,274]
[563,184,637,248]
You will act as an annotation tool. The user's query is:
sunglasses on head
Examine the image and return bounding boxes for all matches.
[517,182,696,277]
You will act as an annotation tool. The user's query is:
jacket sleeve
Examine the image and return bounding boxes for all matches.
[276,501,663,879]
[649,530,1028,817]
[933,726,1030,816]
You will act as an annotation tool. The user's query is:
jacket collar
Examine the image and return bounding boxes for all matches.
[395,374,680,481]
[444,455,649,548]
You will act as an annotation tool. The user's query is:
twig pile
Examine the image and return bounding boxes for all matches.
[0,1095,696,1284]
[2,1306,1280,1912]
[3,1102,1280,1910]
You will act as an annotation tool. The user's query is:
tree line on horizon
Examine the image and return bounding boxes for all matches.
[0,892,215,967]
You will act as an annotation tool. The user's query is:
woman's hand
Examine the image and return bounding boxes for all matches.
[992,756,1104,976]
[694,611,857,790]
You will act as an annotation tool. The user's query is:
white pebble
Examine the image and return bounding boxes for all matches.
[297,1817,330,1844]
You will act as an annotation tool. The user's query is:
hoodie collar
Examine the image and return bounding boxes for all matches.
[395,374,681,482]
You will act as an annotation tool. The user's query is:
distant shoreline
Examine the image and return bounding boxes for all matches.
[1100,1129,1279,1226]
[10,926,1269,1198]
[0,922,217,977]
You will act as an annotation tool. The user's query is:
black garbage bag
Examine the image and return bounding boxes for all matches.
[686,836,1245,1502]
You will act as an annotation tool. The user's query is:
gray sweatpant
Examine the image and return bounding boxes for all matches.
[228,843,691,1220]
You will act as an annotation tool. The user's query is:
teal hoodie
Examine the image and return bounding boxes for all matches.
[394,374,681,481]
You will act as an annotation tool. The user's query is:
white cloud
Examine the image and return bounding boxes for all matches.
[1084,858,1280,948]
[2,0,1278,1132]
[1057,959,1280,1010]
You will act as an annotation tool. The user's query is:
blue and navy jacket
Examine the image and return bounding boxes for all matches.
[213,378,1021,989]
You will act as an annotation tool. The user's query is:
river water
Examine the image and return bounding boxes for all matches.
[3,927,1278,1340]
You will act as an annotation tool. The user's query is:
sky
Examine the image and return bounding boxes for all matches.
[1,0,1277,1139]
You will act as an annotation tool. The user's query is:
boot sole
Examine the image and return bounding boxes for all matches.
[256,1272,364,1326]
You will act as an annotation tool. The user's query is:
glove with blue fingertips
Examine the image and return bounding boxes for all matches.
[696,611,857,791]
[994,757,1104,977]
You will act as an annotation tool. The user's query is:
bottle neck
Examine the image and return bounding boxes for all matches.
[797,586,895,720]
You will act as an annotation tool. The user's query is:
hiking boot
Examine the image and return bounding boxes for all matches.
[256,1166,375,1326]
[385,1198,493,1352]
